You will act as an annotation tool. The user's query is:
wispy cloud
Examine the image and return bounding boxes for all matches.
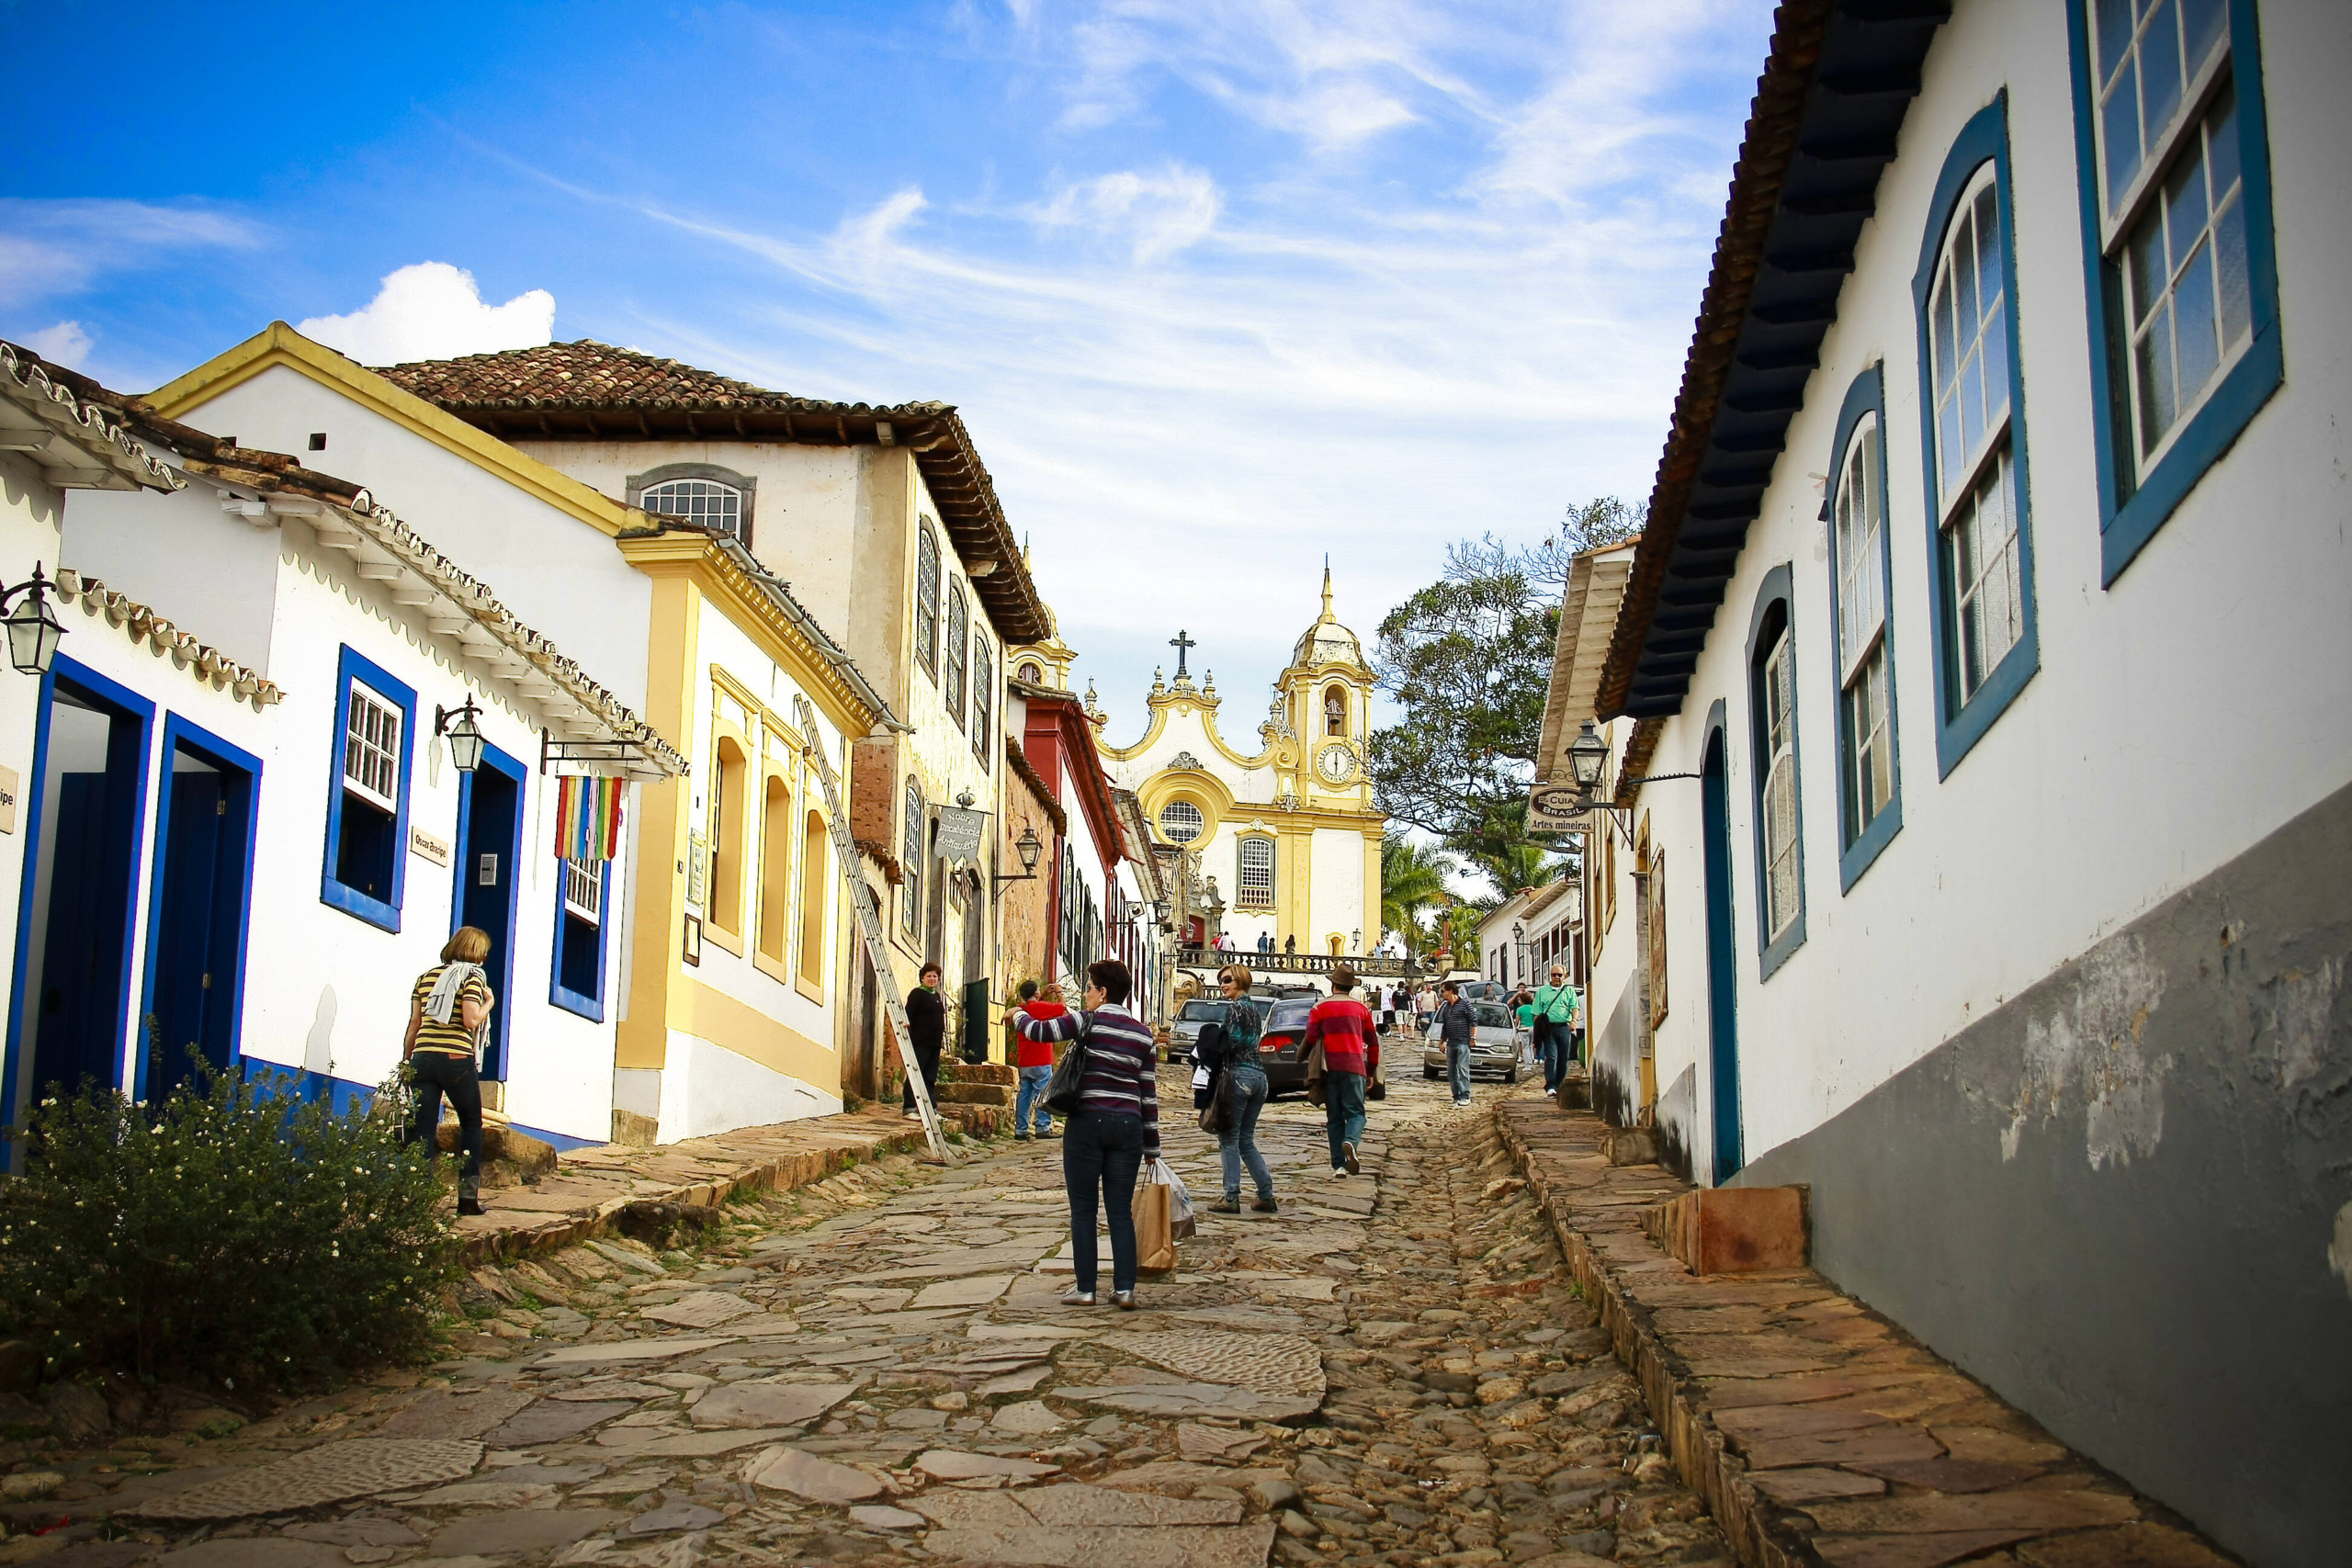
[0,198,258,312]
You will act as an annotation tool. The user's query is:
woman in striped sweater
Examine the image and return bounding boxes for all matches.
[1015,958,1160,1309]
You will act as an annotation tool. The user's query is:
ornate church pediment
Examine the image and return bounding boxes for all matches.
[1167,750,1204,771]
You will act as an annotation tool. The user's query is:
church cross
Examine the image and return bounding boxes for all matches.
[1169,629,1196,680]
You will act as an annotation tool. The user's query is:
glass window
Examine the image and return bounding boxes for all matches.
[971,634,992,762]
[327,658,411,923]
[1019,661,1043,683]
[343,679,401,813]
[641,479,742,538]
[1758,626,1801,944]
[553,858,605,1011]
[1237,837,1275,908]
[944,586,968,728]
[2120,85,2251,468]
[914,524,941,677]
[1160,800,1204,844]
[1928,164,2027,708]
[1832,414,1894,844]
[902,779,924,935]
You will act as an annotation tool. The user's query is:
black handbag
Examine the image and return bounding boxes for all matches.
[1044,1010,1092,1114]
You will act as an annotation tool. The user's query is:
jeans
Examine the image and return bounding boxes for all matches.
[1323,1070,1366,1170]
[1015,1064,1054,1134]
[1533,1020,1561,1091]
[407,1051,482,1194]
[1064,1110,1147,1293]
[901,1040,942,1112]
[1220,1065,1273,1201]
[1447,1038,1472,1102]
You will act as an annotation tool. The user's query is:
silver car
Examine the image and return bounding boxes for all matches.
[1422,1001,1529,1083]
[1169,998,1232,1060]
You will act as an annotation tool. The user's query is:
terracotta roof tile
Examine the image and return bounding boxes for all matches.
[376,340,944,420]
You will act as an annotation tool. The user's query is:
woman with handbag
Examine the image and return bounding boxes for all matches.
[1208,965,1276,1215]
[402,926,496,1217]
[1016,958,1159,1310]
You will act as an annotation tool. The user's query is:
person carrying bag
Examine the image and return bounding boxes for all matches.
[1016,959,1159,1310]
[1207,965,1277,1215]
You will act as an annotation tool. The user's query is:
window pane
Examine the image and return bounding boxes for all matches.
[2164,138,2209,271]
[2141,0,2184,144]
[2214,191,2252,347]
[1932,278,1958,397]
[1939,395,1963,497]
[2180,0,2226,79]
[1954,213,1981,338]
[2135,301,2178,453]
[2102,56,2143,215]
[2206,85,2242,200]
[2127,209,2167,324]
[2094,0,2135,81]
[1960,352,1985,460]
[2172,237,2221,399]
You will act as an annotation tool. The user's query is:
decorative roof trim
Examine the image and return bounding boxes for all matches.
[52,569,282,708]
[0,342,183,494]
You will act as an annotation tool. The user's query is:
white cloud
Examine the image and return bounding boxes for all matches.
[17,321,92,367]
[1032,164,1222,263]
[0,199,258,311]
[297,262,554,366]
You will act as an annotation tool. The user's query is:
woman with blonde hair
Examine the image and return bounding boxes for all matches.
[404,926,496,1216]
[1209,964,1276,1215]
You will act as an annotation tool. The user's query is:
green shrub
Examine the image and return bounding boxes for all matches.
[0,1061,459,1388]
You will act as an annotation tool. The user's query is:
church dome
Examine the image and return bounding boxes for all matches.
[1290,565,1364,669]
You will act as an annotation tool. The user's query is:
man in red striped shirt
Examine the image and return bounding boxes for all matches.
[1305,967,1377,1178]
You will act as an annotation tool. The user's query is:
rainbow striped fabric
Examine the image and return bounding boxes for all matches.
[555,773,625,862]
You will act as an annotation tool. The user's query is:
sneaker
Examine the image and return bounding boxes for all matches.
[1340,1141,1360,1176]
[1111,1291,1138,1311]
[1060,1288,1099,1306]
[1251,1194,1280,1213]
[1330,1166,1348,1179]
[902,1109,922,1120]
[1210,1196,1242,1214]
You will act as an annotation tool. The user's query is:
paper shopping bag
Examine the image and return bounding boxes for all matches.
[1135,1179,1178,1274]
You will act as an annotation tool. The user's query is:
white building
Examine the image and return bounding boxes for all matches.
[1549,5,2350,1562]
[1,344,684,1150]
[1092,570,1385,964]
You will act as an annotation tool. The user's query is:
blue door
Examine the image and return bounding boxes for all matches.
[1702,725,1743,1179]
[454,745,524,1080]
[141,721,260,1100]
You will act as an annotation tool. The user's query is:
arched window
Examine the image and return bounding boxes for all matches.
[944,585,968,728]
[710,738,749,937]
[1916,107,2038,775]
[1828,367,1900,886]
[914,523,942,678]
[1159,800,1204,844]
[1236,837,1275,908]
[1747,567,1804,977]
[757,774,791,964]
[901,778,925,935]
[1018,660,1044,684]
[1324,687,1346,736]
[641,479,743,539]
[798,809,828,987]
[970,635,993,762]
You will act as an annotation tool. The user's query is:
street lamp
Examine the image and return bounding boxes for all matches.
[1,564,64,677]
[993,822,1044,892]
[435,694,486,773]
[1566,719,1609,795]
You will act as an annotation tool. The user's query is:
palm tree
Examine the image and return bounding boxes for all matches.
[1381,836,1453,954]
[1466,839,1572,896]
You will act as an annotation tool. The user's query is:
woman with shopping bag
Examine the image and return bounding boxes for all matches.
[1014,958,1160,1310]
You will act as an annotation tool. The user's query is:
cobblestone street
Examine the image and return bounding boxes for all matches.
[5,1062,1728,1568]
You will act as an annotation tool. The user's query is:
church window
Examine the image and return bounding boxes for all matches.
[914,523,942,679]
[1159,800,1204,844]
[1018,660,1044,684]
[1324,687,1347,736]
[1236,837,1275,908]
[901,778,925,935]
[641,479,743,540]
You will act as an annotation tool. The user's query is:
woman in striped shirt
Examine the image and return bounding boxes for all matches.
[1016,958,1160,1309]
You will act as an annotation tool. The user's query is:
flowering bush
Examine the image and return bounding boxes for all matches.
[0,1061,458,1388]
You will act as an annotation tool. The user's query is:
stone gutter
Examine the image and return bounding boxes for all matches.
[1491,1100,2232,1568]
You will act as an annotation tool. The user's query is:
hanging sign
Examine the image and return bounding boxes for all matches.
[933,806,988,864]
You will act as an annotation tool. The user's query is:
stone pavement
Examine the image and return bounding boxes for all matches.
[0,1058,1735,1568]
[1493,1100,2233,1568]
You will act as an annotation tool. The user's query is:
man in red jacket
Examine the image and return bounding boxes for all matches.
[1305,967,1377,1177]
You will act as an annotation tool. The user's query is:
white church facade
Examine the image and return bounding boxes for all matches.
[1085,572,1385,961]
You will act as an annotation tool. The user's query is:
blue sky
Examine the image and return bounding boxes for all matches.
[2,0,1775,728]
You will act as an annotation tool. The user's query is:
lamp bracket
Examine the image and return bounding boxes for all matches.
[539,726,673,779]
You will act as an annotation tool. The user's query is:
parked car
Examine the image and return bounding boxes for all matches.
[1422,1001,1527,1083]
[1257,997,1385,1100]
[1169,998,1230,1060]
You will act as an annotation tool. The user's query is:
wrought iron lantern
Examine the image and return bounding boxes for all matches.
[435,694,486,773]
[1566,718,1609,796]
[2,564,64,677]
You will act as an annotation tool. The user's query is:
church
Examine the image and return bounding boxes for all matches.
[1032,570,1385,959]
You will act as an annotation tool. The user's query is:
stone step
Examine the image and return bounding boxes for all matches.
[934,1081,1014,1108]
[943,1059,1016,1086]
[1641,1186,1808,1276]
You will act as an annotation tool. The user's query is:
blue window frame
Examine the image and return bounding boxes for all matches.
[1746,566,1805,979]
[550,856,609,1021]
[1913,96,2039,778]
[136,716,263,1102]
[321,645,413,931]
[1825,367,1904,888]
[2069,0,2281,582]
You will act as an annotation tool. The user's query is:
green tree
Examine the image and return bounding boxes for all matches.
[1380,835,1454,955]
[1367,499,1643,874]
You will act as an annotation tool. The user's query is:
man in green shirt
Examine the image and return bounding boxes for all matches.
[1532,965,1579,1092]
